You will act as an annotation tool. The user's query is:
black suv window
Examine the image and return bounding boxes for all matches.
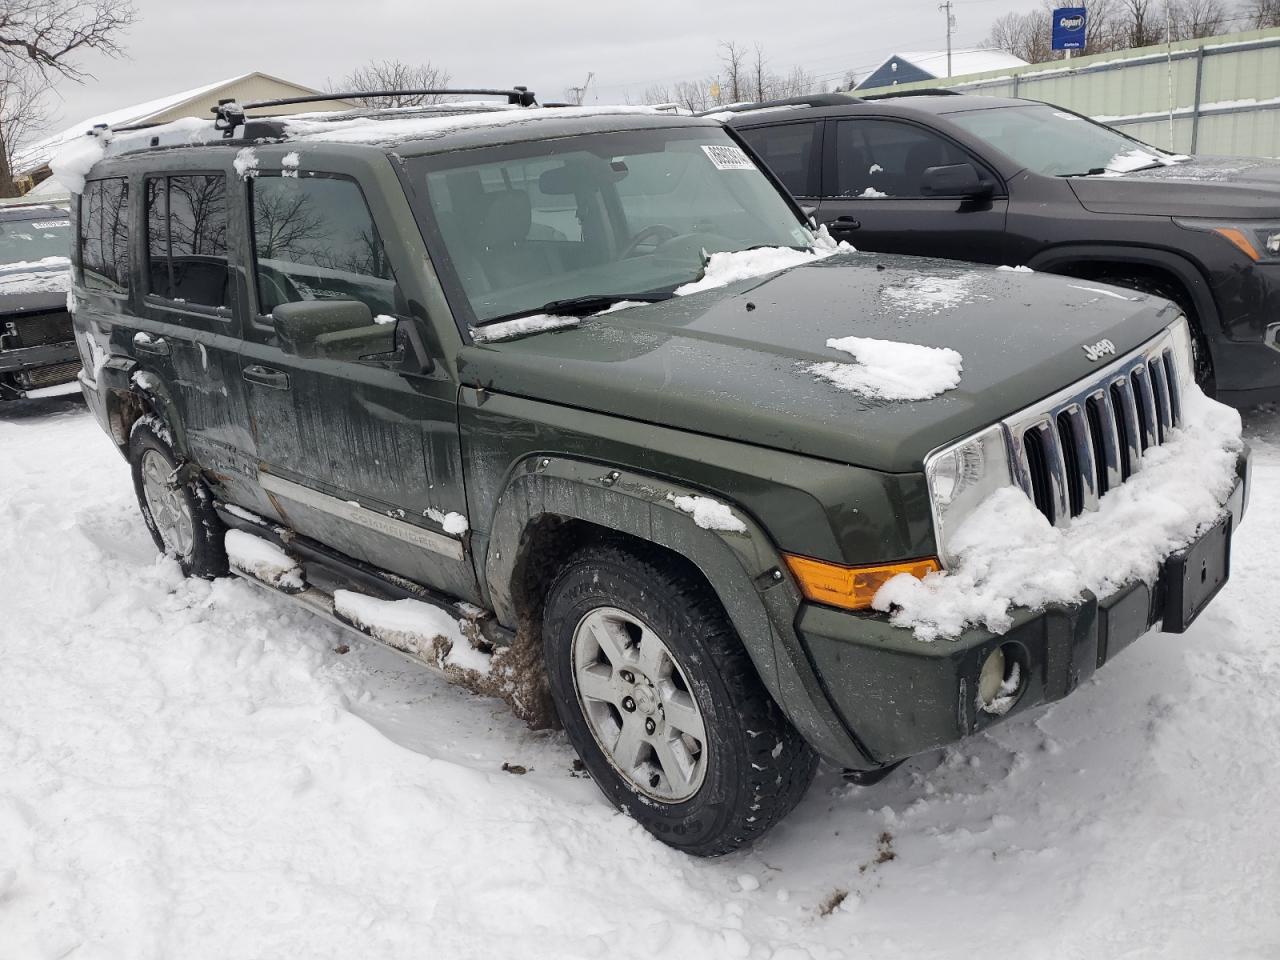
[145,174,229,308]
[736,122,819,197]
[250,174,398,320]
[79,178,129,293]
[832,119,970,199]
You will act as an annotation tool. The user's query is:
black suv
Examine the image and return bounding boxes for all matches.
[0,203,77,399]
[67,91,1247,855]
[726,92,1280,406]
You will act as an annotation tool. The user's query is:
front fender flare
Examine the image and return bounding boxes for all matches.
[484,455,877,769]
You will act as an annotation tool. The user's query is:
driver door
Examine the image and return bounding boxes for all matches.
[817,118,1009,263]
[238,170,475,599]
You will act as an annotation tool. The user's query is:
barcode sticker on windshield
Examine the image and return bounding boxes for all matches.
[701,145,756,171]
[32,220,69,229]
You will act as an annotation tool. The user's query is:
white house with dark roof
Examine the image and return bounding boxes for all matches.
[856,49,1028,90]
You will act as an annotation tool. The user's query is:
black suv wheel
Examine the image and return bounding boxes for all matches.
[542,541,818,855]
[129,415,227,579]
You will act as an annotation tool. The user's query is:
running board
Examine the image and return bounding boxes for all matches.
[215,502,514,650]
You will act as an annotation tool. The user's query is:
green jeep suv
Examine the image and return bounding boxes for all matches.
[65,91,1248,855]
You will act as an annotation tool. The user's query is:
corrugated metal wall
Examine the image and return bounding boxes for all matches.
[858,28,1280,157]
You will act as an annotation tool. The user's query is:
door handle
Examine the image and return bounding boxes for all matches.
[242,365,291,390]
[133,331,170,356]
[830,216,861,232]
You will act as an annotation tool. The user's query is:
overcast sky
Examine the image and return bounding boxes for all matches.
[39,0,1031,138]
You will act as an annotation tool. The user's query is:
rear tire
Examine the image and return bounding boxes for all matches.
[543,540,818,856]
[129,415,227,579]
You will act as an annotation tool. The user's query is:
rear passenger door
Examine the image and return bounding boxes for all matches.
[136,170,257,501]
[817,118,1009,263]
[238,168,475,600]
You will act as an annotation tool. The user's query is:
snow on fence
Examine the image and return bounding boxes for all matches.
[859,27,1280,158]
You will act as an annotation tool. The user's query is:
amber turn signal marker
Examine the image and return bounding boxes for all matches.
[1213,227,1260,261]
[783,554,941,611]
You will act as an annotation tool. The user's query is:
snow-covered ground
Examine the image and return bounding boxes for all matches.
[3,397,1279,959]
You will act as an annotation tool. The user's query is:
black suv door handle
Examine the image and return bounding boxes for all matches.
[133,331,170,356]
[243,365,291,390]
[830,216,861,232]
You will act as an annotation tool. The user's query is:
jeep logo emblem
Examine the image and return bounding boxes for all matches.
[1083,338,1116,361]
[1059,13,1085,29]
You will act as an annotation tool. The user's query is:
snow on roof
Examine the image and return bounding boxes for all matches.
[16,73,253,174]
[863,48,1029,84]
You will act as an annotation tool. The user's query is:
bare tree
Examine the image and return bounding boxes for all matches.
[750,44,768,103]
[1242,0,1280,27]
[0,63,50,181]
[1168,0,1229,38]
[718,41,747,103]
[252,188,325,260]
[331,59,452,108]
[0,0,136,197]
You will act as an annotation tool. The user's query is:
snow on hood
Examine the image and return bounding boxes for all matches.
[873,386,1243,640]
[673,226,853,297]
[809,336,963,401]
[0,256,71,294]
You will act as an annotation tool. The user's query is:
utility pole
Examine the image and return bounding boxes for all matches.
[939,0,956,77]
[568,71,595,106]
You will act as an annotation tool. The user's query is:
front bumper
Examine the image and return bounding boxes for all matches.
[0,340,81,398]
[799,451,1249,768]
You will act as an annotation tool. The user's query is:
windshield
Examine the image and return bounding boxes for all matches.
[946,104,1178,178]
[0,214,72,266]
[406,126,814,324]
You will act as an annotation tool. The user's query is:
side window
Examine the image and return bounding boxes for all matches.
[737,122,819,197]
[832,120,971,199]
[145,174,229,308]
[251,174,398,363]
[79,178,130,293]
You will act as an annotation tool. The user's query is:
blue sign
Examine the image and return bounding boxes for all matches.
[1052,7,1088,50]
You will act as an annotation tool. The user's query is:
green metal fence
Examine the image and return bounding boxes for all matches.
[859,28,1280,157]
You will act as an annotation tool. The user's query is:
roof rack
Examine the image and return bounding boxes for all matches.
[207,86,537,136]
[861,88,963,100]
[698,92,862,116]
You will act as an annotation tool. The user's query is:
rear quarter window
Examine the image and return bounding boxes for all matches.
[78,178,130,293]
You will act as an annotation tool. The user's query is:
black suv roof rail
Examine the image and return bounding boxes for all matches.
[699,92,862,116]
[861,88,963,100]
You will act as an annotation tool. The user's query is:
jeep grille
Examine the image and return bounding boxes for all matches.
[1004,329,1183,527]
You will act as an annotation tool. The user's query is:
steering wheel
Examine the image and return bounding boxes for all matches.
[621,224,680,258]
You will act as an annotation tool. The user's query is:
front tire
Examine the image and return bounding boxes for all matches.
[129,415,227,579]
[543,541,817,856]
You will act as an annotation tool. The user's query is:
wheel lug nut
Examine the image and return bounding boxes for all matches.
[622,696,636,712]
[644,718,656,735]
[620,670,634,684]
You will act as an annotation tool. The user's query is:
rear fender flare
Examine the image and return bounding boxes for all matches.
[484,455,876,769]
[102,361,191,460]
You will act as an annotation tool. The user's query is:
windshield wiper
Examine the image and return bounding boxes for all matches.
[477,293,671,326]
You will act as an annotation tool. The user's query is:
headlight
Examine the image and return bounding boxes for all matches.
[925,424,1012,567]
[1168,314,1196,388]
[1176,219,1280,263]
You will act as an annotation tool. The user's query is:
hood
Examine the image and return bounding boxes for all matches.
[1069,156,1280,218]
[458,255,1177,473]
[0,257,71,313]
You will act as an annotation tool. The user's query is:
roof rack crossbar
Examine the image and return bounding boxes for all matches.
[862,88,963,99]
[231,87,537,113]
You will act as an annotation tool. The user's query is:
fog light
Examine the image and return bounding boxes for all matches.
[977,645,1023,716]
[977,647,1006,706]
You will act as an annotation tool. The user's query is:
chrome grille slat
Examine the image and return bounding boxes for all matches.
[1002,328,1186,526]
[1090,389,1124,493]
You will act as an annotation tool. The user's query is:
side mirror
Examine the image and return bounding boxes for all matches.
[272,300,374,358]
[921,163,994,200]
